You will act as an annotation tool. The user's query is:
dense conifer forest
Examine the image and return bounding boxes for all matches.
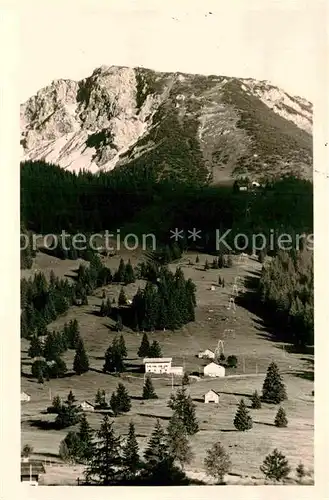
[21,161,313,252]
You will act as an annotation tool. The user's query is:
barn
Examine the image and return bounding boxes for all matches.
[80,401,95,411]
[198,349,215,360]
[20,392,31,402]
[204,389,220,404]
[143,358,173,374]
[204,362,225,377]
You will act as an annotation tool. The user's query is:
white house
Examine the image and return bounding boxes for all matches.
[198,349,215,360]
[204,389,220,404]
[169,366,184,376]
[204,362,225,377]
[143,358,173,374]
[80,401,95,411]
[21,392,31,402]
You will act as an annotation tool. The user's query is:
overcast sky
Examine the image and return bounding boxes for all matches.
[18,0,323,102]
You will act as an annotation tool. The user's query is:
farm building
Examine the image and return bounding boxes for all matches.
[204,389,220,404]
[170,366,184,376]
[20,392,31,402]
[198,349,215,359]
[143,357,172,374]
[21,459,45,485]
[204,362,225,377]
[80,401,95,411]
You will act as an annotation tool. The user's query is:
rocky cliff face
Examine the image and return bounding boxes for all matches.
[20,65,313,181]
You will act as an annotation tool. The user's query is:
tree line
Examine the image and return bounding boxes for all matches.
[258,248,313,348]
[21,161,313,255]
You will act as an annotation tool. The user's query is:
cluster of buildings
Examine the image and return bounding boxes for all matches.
[143,357,184,376]
[143,352,226,378]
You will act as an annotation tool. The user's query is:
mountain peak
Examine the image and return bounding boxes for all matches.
[20,66,312,181]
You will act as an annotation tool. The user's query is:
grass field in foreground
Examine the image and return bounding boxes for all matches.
[21,251,314,485]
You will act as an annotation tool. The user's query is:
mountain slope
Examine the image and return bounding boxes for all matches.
[20,65,313,182]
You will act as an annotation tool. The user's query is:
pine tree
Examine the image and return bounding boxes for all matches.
[262,362,287,403]
[124,260,135,284]
[181,372,189,386]
[114,258,126,283]
[118,334,127,358]
[233,399,253,431]
[260,449,290,482]
[28,335,43,358]
[251,390,262,409]
[166,414,193,468]
[118,287,128,306]
[103,338,125,373]
[85,415,122,485]
[274,407,288,427]
[144,419,169,468]
[122,422,140,477]
[78,413,94,461]
[195,255,200,264]
[204,442,232,484]
[51,395,62,413]
[59,431,82,464]
[149,340,162,358]
[116,383,131,413]
[137,333,150,358]
[73,338,89,375]
[168,387,199,435]
[296,462,306,483]
[115,314,123,332]
[142,375,158,399]
[204,260,209,270]
[95,389,107,409]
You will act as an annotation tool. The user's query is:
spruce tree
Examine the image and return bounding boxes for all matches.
[124,260,135,284]
[73,338,89,375]
[115,314,123,332]
[144,419,169,468]
[103,339,125,373]
[118,287,128,306]
[137,333,151,358]
[195,255,200,264]
[51,395,62,413]
[168,387,199,435]
[233,399,253,431]
[262,362,287,403]
[122,422,140,477]
[85,415,122,485]
[142,375,158,399]
[204,260,209,270]
[204,442,232,484]
[78,413,94,462]
[118,334,127,358]
[149,340,162,358]
[260,448,290,482]
[95,389,107,409]
[166,414,193,468]
[116,383,131,413]
[181,372,190,386]
[251,390,262,409]
[274,407,288,427]
[28,335,43,358]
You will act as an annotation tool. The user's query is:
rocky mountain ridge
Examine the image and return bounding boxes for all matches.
[20,65,313,182]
